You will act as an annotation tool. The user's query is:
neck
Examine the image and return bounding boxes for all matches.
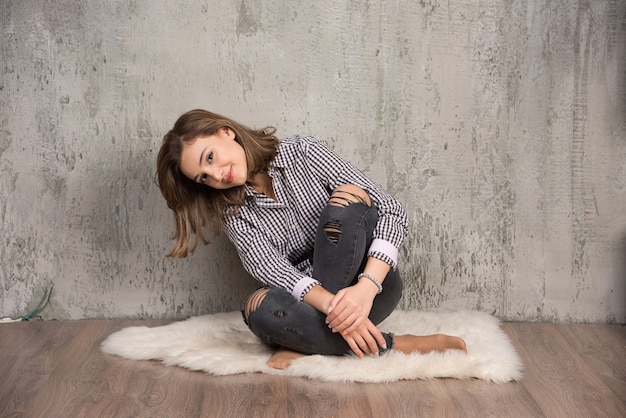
[248,172,275,200]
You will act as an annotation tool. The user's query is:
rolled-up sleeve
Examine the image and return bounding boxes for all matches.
[302,137,409,269]
[224,216,320,300]
[221,135,408,302]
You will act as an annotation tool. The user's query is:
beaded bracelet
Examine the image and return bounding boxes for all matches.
[357,273,383,294]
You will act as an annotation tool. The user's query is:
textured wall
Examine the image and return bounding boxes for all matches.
[1,0,624,322]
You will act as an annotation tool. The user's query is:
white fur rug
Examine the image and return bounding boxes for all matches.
[100,310,523,383]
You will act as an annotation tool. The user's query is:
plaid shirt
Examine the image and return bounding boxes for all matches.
[224,135,409,301]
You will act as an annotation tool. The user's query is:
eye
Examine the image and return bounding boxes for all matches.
[207,151,214,163]
[200,173,208,184]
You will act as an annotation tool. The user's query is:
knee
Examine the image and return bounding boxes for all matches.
[323,185,373,245]
[243,287,270,322]
[328,184,371,207]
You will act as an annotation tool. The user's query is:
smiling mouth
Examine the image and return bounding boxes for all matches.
[225,167,234,184]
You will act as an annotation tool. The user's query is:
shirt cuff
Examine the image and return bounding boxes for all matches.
[292,277,320,301]
[368,238,399,267]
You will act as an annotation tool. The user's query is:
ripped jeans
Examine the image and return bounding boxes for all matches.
[242,186,403,356]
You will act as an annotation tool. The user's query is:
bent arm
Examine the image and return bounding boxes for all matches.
[302,284,334,314]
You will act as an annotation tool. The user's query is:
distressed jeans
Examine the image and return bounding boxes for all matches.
[243,198,403,356]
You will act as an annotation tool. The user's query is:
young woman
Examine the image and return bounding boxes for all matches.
[157,109,466,369]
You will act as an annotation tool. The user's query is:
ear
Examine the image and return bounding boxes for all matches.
[220,126,235,140]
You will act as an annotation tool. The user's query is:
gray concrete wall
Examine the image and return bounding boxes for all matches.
[1,0,624,322]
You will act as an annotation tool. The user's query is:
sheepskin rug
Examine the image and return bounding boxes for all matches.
[101,310,523,383]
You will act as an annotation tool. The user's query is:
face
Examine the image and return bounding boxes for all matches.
[179,127,248,189]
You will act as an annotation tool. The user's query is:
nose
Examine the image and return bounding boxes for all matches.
[203,166,224,184]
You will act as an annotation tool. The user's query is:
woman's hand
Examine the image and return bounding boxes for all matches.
[341,318,387,358]
[326,279,379,335]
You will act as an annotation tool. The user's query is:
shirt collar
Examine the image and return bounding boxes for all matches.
[244,143,288,199]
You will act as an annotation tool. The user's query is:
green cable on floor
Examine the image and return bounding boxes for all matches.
[21,283,54,321]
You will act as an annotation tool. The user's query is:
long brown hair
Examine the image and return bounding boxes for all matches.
[156,109,279,257]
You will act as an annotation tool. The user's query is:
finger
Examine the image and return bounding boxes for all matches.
[329,307,354,331]
[329,299,362,328]
[328,308,350,332]
[326,305,345,327]
[344,335,364,358]
[326,297,347,324]
[355,334,373,356]
[334,313,360,334]
[327,290,346,315]
[362,332,379,356]
[341,315,366,335]
[336,307,367,333]
[367,322,387,350]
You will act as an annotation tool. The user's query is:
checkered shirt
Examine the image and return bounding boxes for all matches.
[223,135,409,301]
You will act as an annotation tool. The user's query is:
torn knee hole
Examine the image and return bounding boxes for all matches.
[324,219,342,244]
[328,195,352,207]
[244,288,270,320]
[328,189,370,207]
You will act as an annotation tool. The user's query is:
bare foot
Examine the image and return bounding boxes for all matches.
[394,334,467,355]
[267,347,307,370]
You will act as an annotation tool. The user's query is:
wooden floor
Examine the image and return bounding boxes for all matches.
[0,319,624,418]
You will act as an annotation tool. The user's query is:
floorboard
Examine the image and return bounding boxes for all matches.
[0,319,624,418]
